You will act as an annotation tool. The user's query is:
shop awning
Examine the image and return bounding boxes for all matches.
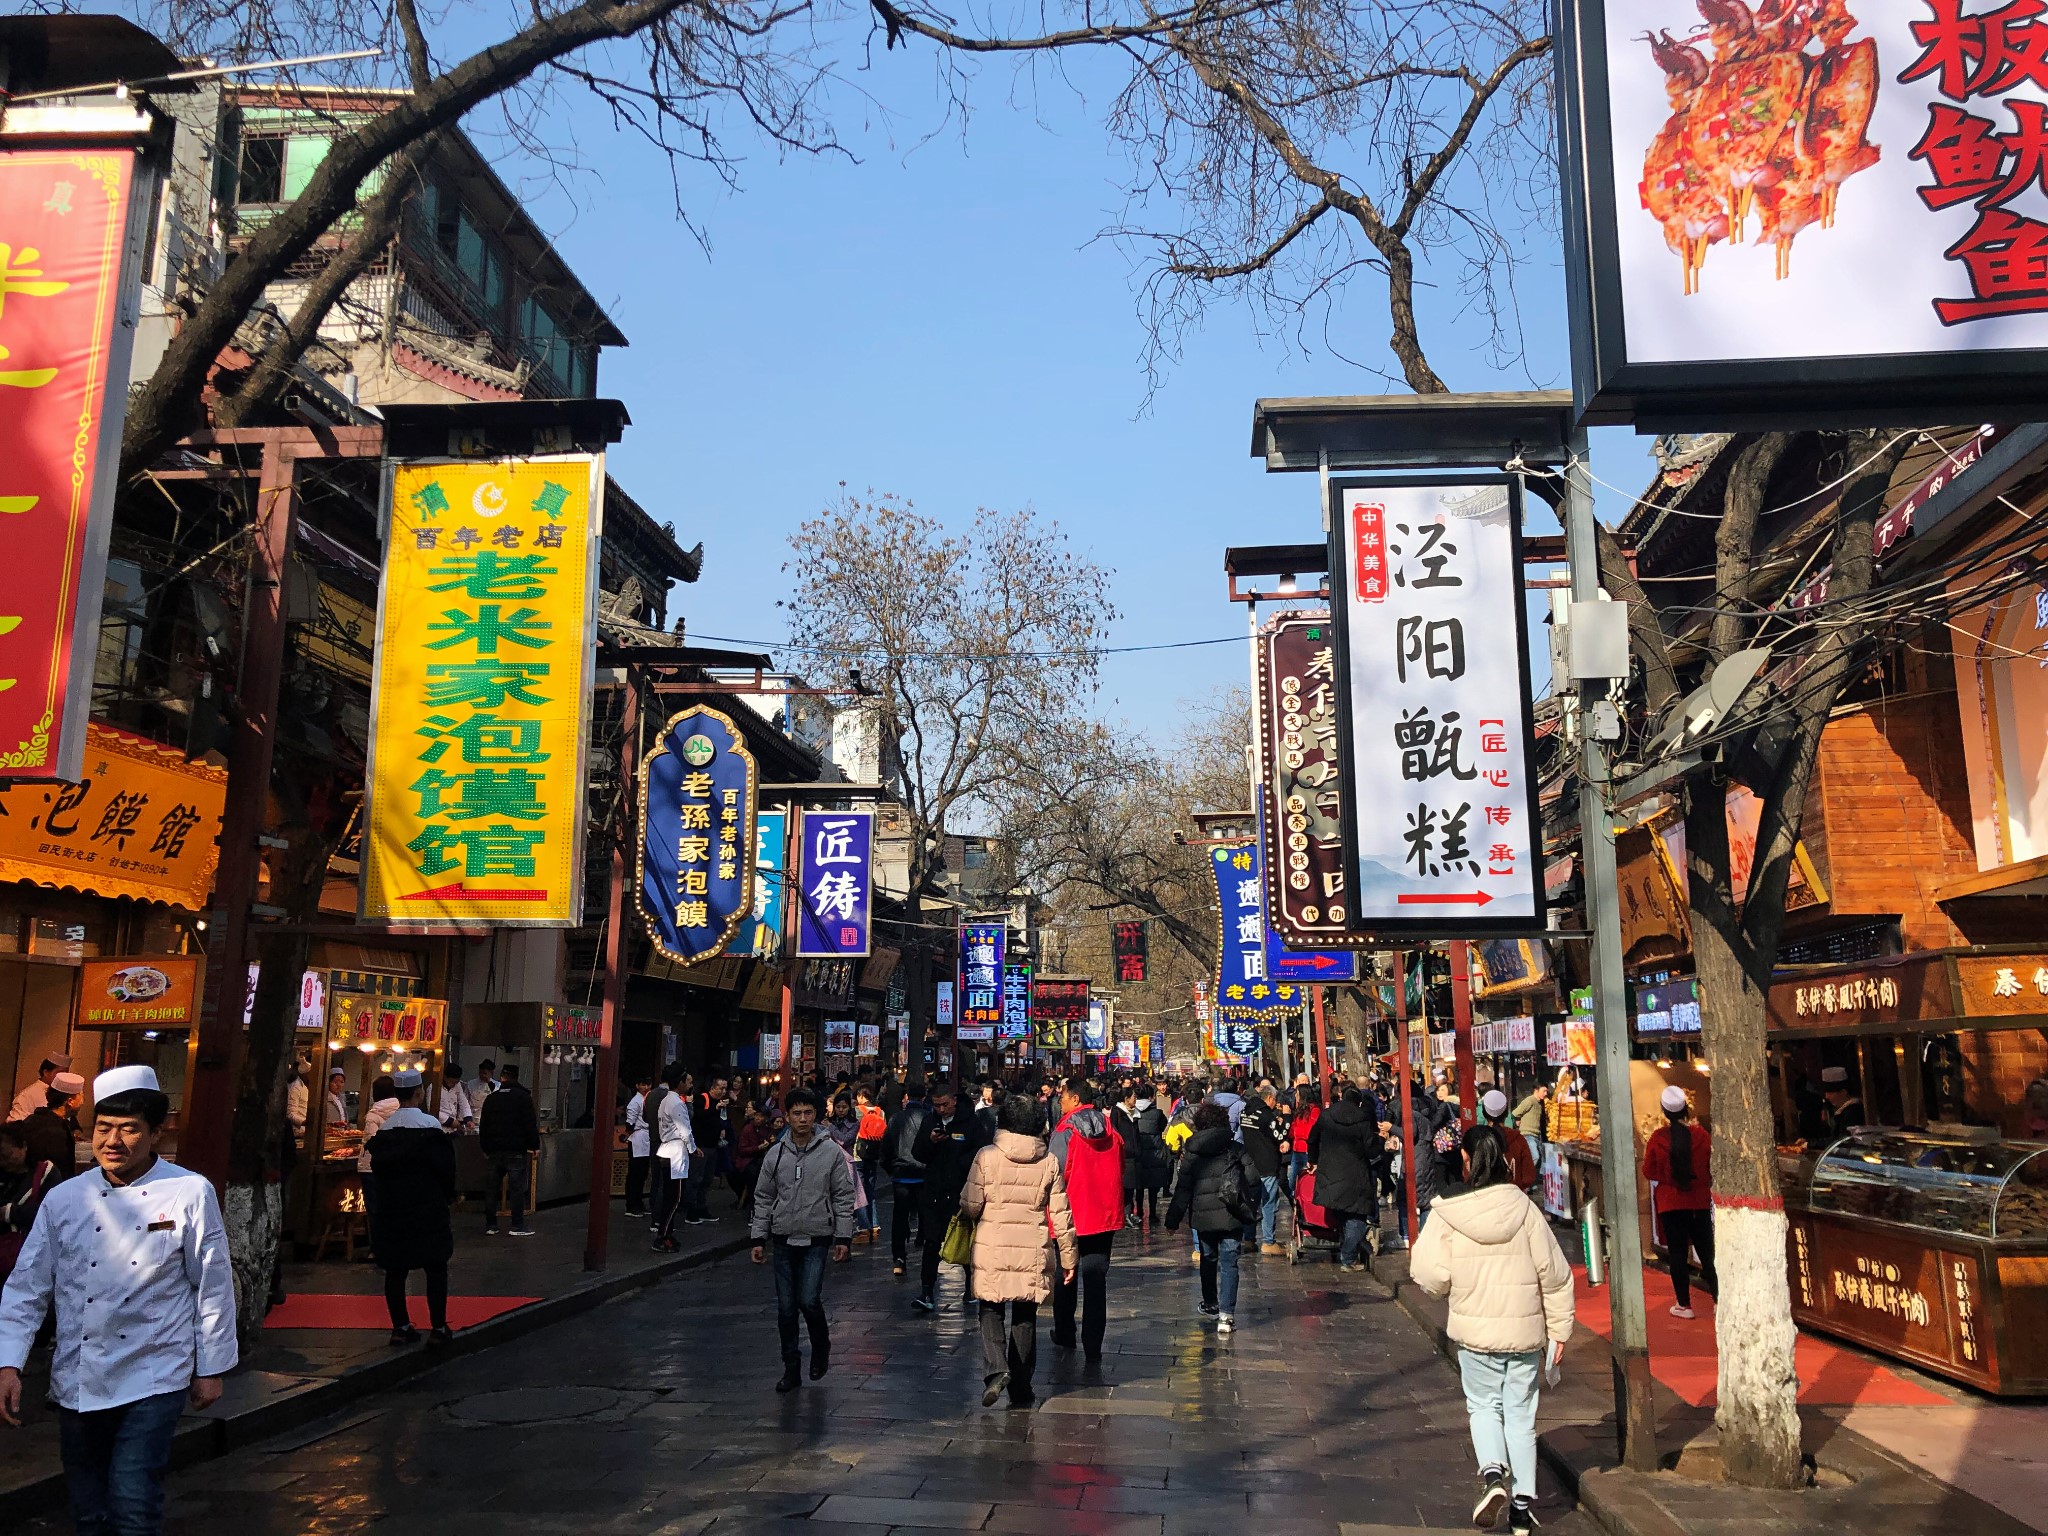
[1934,855,2048,902]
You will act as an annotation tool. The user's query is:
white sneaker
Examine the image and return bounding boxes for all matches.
[509,1227,536,1237]
[1216,1313,1234,1334]
[1669,1303,1695,1319]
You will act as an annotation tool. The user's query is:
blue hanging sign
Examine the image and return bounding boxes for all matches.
[959,922,1006,1029]
[639,706,757,965]
[795,807,874,957]
[1209,840,1301,1023]
[1258,801,1358,984]
[737,809,786,959]
[1001,960,1033,1042]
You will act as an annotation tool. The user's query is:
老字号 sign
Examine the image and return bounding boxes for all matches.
[0,141,152,780]
[795,808,873,957]
[1208,841,1303,1021]
[1256,798,1359,981]
[959,923,1005,1029]
[1558,0,2048,424]
[639,706,758,965]
[363,458,602,925]
[1325,477,1546,937]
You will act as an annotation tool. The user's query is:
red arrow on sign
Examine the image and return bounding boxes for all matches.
[1396,891,1494,906]
[400,884,551,902]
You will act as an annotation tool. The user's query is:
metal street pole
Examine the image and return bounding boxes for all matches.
[1394,952,1417,1239]
[1560,429,1660,1472]
[584,669,638,1272]
[1311,986,1332,1104]
[778,805,801,1095]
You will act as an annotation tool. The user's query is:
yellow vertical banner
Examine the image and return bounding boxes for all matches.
[361,456,603,926]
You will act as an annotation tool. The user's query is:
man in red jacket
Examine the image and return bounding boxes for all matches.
[1048,1079,1125,1361]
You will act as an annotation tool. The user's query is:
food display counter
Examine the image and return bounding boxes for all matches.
[1786,1129,2048,1394]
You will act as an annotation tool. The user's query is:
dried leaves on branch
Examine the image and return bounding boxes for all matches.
[784,492,1115,897]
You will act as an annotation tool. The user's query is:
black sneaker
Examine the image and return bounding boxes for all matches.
[1474,1467,1509,1528]
[982,1372,1009,1407]
[912,1294,936,1313]
[427,1326,456,1346]
[774,1364,801,1394]
[1509,1498,1539,1535]
[809,1342,831,1380]
[388,1326,421,1346]
[1198,1302,1219,1317]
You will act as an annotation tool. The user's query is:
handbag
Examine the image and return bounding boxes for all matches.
[939,1210,975,1266]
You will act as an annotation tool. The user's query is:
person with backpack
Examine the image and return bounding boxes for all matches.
[1409,1078,1458,1234]
[1047,1078,1124,1360]
[1643,1085,1715,1319]
[1131,1085,1171,1228]
[1410,1125,1574,1536]
[852,1088,887,1244]
[1165,1102,1263,1335]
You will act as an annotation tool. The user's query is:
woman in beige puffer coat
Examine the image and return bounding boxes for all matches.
[958,1093,1079,1408]
[1410,1124,1573,1536]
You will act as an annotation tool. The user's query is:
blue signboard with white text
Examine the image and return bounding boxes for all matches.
[737,809,786,958]
[959,922,1006,1028]
[795,807,874,957]
[1210,841,1301,1024]
[638,707,757,964]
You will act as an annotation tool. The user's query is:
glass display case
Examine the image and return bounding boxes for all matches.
[1806,1130,2048,1240]
[1786,1129,2048,1394]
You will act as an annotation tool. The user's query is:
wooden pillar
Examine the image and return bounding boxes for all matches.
[585,670,639,1272]
[1451,939,1476,1121]
[183,440,298,1190]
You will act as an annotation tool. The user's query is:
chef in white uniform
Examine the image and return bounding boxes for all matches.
[9,1052,73,1122]
[0,1064,237,1535]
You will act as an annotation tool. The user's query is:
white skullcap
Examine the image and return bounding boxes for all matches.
[43,1053,72,1071]
[1821,1066,1849,1085]
[1481,1089,1509,1120]
[392,1067,423,1088]
[1660,1085,1688,1113]
[50,1073,85,1096]
[92,1064,161,1104]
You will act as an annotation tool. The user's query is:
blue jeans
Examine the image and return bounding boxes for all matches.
[1259,1176,1283,1244]
[1288,1151,1308,1191]
[1339,1215,1372,1265]
[58,1388,187,1536]
[770,1236,830,1362]
[1458,1347,1543,1500]
[1198,1233,1241,1314]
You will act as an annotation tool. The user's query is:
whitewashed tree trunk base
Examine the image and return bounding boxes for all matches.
[1713,1201,1803,1488]
[224,1182,284,1351]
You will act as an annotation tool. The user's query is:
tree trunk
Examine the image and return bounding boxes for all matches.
[1687,776,1801,1486]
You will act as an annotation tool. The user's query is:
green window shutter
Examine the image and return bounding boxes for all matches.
[282,135,331,201]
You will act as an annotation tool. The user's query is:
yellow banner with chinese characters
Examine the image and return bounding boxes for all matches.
[361,457,602,926]
[0,722,226,908]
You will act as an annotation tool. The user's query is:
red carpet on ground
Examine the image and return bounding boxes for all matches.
[265,1294,539,1330]
[1573,1264,1947,1407]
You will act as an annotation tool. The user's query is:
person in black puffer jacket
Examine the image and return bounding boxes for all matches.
[1166,1104,1262,1334]
[1307,1088,1381,1270]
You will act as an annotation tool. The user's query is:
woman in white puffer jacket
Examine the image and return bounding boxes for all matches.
[1410,1124,1574,1536]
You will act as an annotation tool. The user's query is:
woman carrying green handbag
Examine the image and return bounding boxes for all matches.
[956,1094,1079,1408]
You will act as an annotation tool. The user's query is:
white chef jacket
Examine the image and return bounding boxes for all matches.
[437,1081,474,1132]
[286,1078,309,1131]
[0,1158,237,1411]
[625,1092,650,1157]
[655,1091,696,1177]
[8,1081,50,1122]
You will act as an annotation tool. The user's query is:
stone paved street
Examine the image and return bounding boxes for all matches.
[22,1204,1587,1535]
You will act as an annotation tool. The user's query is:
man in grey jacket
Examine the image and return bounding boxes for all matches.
[750,1087,855,1393]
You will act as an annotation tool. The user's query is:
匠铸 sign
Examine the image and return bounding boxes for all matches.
[1325,476,1545,936]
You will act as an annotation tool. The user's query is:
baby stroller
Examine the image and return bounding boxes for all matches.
[1286,1166,1346,1265]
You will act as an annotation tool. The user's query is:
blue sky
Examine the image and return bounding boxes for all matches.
[487,43,1655,742]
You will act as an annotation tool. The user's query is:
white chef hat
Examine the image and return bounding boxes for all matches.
[1821,1066,1849,1086]
[92,1064,161,1107]
[1660,1085,1688,1114]
[1481,1089,1509,1120]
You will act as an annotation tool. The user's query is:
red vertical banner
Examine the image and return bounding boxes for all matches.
[0,146,142,780]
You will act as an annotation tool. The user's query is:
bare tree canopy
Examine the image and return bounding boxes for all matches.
[785,492,1115,895]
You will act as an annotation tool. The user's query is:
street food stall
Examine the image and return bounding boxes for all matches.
[1786,1128,2048,1394]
